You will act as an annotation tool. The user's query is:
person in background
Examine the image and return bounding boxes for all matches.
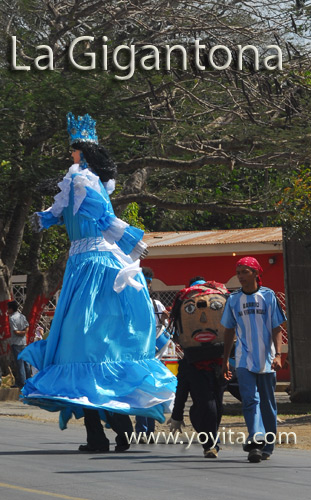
[7,300,31,389]
[143,267,169,334]
[31,326,45,376]
[34,326,44,341]
[221,256,286,463]
[188,276,206,287]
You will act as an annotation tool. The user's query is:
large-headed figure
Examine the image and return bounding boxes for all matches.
[171,281,228,360]
[168,281,229,459]
[19,113,176,441]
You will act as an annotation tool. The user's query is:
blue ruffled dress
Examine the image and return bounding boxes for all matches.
[19,164,176,428]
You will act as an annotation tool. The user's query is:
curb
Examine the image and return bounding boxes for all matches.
[0,387,21,401]
[276,382,290,392]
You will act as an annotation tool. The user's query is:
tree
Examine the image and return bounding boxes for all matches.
[1,0,311,380]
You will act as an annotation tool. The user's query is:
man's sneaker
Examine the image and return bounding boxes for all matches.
[138,436,147,444]
[204,448,218,459]
[248,448,262,463]
[262,452,271,460]
[78,443,109,453]
[137,435,155,444]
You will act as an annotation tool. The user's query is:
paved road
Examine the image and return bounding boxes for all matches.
[0,417,310,500]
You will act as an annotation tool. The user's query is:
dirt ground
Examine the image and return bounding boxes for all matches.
[154,399,311,451]
[1,396,310,452]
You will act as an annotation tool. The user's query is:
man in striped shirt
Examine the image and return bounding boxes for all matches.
[221,256,286,463]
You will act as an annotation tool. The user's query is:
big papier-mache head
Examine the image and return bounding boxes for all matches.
[67,112,98,145]
[170,281,229,350]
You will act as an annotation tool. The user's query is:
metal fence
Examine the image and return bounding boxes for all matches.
[150,290,180,309]
[12,278,288,344]
[275,292,288,344]
[12,280,59,334]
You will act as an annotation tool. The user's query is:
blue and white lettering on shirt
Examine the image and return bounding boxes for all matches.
[221,287,286,373]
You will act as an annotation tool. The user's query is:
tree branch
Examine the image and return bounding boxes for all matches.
[117,152,299,174]
[112,192,276,216]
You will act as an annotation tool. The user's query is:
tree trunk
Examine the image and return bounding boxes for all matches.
[0,260,11,375]
[114,167,150,216]
[0,193,32,372]
[23,252,68,341]
[283,231,311,402]
[1,196,32,274]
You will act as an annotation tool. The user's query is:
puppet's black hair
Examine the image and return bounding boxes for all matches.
[72,141,117,183]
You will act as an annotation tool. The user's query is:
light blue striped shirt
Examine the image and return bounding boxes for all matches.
[221,287,286,373]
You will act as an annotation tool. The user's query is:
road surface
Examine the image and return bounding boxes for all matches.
[0,417,310,500]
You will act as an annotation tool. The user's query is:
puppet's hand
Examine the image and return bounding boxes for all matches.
[140,247,149,259]
[167,417,185,434]
[130,242,149,261]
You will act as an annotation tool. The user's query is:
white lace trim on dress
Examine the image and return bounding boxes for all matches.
[102,217,128,244]
[72,169,101,215]
[49,164,103,218]
[130,240,147,261]
[103,179,116,195]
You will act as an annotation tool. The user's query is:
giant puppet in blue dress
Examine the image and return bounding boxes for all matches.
[19,113,176,429]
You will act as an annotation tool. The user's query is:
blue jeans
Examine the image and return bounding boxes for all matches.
[135,416,155,436]
[11,344,32,388]
[236,368,277,455]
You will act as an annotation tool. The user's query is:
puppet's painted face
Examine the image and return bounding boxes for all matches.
[71,149,82,163]
[178,290,227,349]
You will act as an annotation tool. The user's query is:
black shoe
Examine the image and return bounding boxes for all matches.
[78,443,109,453]
[115,444,130,452]
[248,448,262,463]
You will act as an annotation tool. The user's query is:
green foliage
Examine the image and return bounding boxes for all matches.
[15,224,69,274]
[2,0,311,277]
[140,163,288,231]
[121,202,145,230]
[276,167,311,238]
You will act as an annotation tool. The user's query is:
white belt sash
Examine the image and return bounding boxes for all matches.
[69,237,144,293]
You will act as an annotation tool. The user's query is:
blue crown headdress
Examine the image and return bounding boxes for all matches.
[67,112,98,145]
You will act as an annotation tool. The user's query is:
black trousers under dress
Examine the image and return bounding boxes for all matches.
[84,408,133,448]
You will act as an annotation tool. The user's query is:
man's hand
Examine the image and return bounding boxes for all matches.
[271,355,282,371]
[167,417,185,434]
[14,330,26,337]
[272,327,282,372]
[222,360,232,381]
[160,309,170,325]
